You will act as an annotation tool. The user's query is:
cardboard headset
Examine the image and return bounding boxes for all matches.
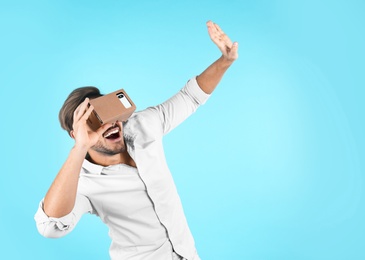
[87,89,136,131]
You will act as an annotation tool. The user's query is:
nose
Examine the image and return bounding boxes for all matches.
[111,120,120,128]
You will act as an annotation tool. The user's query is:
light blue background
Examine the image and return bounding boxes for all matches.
[0,0,364,259]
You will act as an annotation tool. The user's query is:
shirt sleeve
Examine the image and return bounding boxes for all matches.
[34,193,93,238]
[151,77,211,135]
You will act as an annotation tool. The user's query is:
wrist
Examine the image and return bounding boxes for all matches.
[72,144,89,155]
[218,55,235,68]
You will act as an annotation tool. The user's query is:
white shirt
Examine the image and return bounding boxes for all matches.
[34,77,209,260]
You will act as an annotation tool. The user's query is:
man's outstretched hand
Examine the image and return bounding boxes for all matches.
[196,21,238,94]
[207,21,238,62]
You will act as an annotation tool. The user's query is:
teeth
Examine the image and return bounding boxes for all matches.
[104,128,119,138]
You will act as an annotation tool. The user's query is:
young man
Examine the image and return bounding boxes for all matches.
[34,21,238,260]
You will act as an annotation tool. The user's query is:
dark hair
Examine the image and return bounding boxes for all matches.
[59,86,102,135]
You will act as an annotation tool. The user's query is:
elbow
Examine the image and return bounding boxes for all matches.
[36,223,69,239]
[34,199,73,238]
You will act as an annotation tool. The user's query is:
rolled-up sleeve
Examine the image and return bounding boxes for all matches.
[34,194,93,238]
[152,77,211,135]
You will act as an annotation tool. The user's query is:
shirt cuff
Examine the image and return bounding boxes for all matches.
[34,199,75,231]
[185,77,211,105]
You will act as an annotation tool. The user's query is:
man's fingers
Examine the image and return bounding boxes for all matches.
[207,21,233,51]
[207,24,215,41]
[81,104,94,121]
[207,20,218,40]
[206,20,215,31]
[214,23,224,34]
[73,101,93,130]
[214,23,233,47]
[73,98,90,122]
[206,20,238,60]
[75,98,89,116]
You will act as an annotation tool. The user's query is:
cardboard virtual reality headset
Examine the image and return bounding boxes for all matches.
[87,89,136,131]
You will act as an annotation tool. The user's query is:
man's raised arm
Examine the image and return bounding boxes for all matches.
[146,21,238,135]
[196,20,238,94]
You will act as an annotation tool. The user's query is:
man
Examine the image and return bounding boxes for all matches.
[34,21,238,260]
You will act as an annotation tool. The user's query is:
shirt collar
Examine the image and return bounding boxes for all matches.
[82,159,104,175]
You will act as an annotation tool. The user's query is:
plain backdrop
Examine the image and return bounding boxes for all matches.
[0,0,364,259]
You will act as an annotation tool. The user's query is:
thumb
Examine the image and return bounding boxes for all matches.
[231,42,239,55]
[226,41,239,61]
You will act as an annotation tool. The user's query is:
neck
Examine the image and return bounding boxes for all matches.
[87,149,136,168]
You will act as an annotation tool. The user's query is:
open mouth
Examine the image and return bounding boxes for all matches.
[103,125,121,141]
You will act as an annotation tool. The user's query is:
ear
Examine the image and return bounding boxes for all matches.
[69,130,75,139]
